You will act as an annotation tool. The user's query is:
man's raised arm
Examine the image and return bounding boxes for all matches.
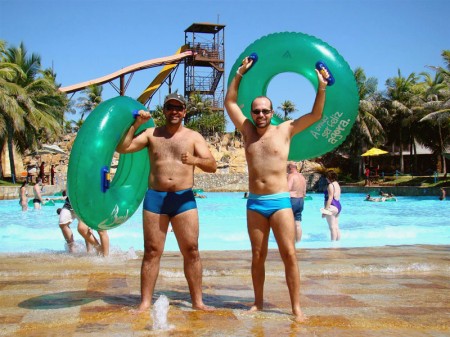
[224,58,254,131]
[289,69,328,136]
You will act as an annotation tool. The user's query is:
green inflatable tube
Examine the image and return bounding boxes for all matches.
[67,96,154,230]
[228,32,359,160]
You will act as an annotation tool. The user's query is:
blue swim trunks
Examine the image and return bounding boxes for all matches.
[143,188,197,217]
[247,192,291,218]
[290,197,304,221]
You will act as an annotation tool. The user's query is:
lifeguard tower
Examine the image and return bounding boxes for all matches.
[184,23,226,113]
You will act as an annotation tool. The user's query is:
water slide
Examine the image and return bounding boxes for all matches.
[137,45,188,104]
[59,47,193,95]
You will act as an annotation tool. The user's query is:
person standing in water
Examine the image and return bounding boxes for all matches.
[19,180,29,212]
[57,190,109,256]
[225,55,329,322]
[287,162,306,242]
[32,178,46,209]
[322,170,342,241]
[116,93,217,313]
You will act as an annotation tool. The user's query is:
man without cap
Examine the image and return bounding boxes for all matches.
[117,93,217,312]
[225,57,328,322]
[287,162,307,242]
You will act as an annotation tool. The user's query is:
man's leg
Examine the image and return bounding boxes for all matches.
[295,220,302,242]
[138,210,169,312]
[171,209,213,310]
[271,209,305,322]
[246,210,270,311]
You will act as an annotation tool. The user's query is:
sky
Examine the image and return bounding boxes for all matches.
[1,0,449,132]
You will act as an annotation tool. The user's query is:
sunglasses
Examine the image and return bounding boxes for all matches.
[251,109,272,115]
[164,104,185,111]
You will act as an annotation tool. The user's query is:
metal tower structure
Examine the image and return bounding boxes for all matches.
[184,23,226,113]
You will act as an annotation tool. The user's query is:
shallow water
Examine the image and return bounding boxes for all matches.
[0,192,448,253]
[1,246,449,336]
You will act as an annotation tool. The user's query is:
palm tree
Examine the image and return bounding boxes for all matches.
[76,84,103,123]
[334,67,385,178]
[0,42,66,182]
[418,50,450,174]
[150,105,165,127]
[0,61,31,182]
[384,70,421,172]
[278,100,297,120]
[185,92,225,136]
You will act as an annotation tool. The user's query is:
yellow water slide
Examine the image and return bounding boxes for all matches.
[137,45,189,104]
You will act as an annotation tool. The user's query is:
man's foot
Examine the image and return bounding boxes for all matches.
[248,304,263,313]
[293,309,308,322]
[192,303,215,311]
[130,302,151,314]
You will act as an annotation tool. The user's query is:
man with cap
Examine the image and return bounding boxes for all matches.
[117,92,217,312]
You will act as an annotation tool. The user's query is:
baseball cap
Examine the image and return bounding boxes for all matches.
[164,93,186,106]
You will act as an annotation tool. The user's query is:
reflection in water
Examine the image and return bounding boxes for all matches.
[19,291,103,309]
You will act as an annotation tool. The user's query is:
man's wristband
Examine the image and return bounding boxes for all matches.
[236,70,243,78]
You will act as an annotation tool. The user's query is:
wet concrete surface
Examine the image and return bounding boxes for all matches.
[0,245,449,336]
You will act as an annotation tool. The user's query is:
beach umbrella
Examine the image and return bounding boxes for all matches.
[41,144,66,155]
[361,147,388,170]
[361,147,388,157]
[30,144,66,156]
[30,144,67,166]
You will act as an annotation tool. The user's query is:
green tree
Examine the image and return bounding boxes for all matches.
[150,105,165,127]
[418,50,450,174]
[0,59,30,181]
[384,70,421,172]
[333,67,385,178]
[185,92,225,136]
[0,41,66,182]
[278,100,297,120]
[76,84,103,123]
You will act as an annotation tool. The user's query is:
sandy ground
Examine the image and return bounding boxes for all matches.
[0,245,449,336]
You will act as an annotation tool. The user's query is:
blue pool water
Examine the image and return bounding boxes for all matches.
[0,192,448,253]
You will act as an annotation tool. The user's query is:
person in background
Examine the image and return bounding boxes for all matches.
[224,55,329,322]
[116,92,217,313]
[26,164,36,183]
[19,180,29,212]
[57,190,109,256]
[50,165,55,185]
[32,178,46,209]
[364,166,370,186]
[322,170,342,241]
[39,162,45,182]
[287,162,306,242]
[439,187,446,201]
